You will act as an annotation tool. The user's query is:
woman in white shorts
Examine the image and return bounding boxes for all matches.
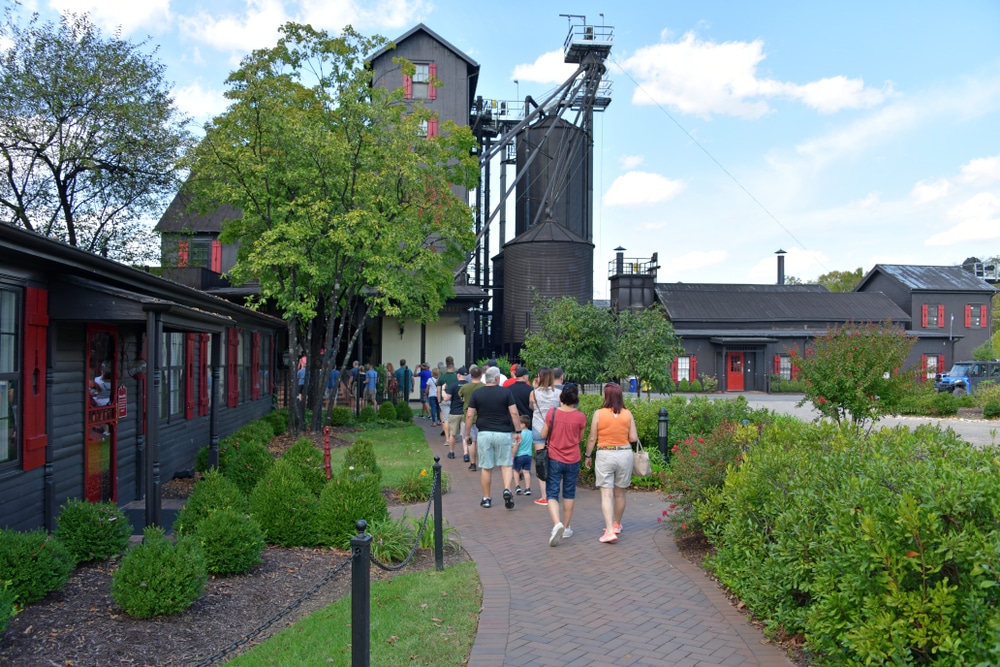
[583,382,638,544]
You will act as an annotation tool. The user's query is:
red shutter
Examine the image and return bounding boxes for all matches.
[226,328,239,408]
[773,355,781,375]
[981,305,988,328]
[670,357,678,382]
[921,304,928,328]
[921,355,928,377]
[965,305,972,328]
[403,74,413,98]
[690,355,697,381]
[427,63,436,100]
[199,333,209,416]
[22,288,48,471]
[427,117,438,138]
[251,332,261,400]
[937,305,945,328]
[177,240,189,267]
[210,240,222,273]
[184,333,195,419]
[938,355,945,374]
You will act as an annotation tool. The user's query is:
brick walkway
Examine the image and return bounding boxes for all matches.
[414,419,793,667]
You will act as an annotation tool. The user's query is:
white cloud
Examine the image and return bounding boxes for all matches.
[925,192,1000,245]
[851,192,880,208]
[604,171,685,207]
[794,101,920,167]
[911,179,952,204]
[620,31,891,119]
[511,50,577,85]
[300,0,430,31]
[959,154,1000,185]
[670,250,728,273]
[619,154,644,170]
[178,0,289,53]
[47,0,170,34]
[173,81,228,122]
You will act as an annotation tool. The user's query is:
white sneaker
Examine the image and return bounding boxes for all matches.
[549,522,565,547]
[562,527,574,539]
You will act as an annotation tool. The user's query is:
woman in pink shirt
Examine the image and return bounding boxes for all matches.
[540,383,586,547]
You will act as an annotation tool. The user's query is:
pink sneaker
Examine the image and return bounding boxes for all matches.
[613,522,622,534]
[599,530,618,543]
[533,498,548,506]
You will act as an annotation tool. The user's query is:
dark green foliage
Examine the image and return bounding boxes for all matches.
[678,378,690,392]
[225,440,275,495]
[0,529,75,604]
[358,406,376,422]
[172,469,248,535]
[248,459,319,547]
[343,438,381,478]
[54,499,132,563]
[0,581,15,633]
[329,406,352,426]
[394,401,414,423]
[983,401,1000,419]
[261,408,289,435]
[110,526,207,618]
[280,437,329,496]
[367,517,415,563]
[192,509,266,576]
[377,402,397,421]
[690,378,703,392]
[395,467,434,503]
[195,416,278,473]
[317,467,388,548]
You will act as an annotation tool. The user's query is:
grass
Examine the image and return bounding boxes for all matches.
[332,425,439,491]
[223,561,480,666]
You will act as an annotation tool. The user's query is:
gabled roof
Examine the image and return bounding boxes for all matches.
[857,264,997,293]
[655,284,910,324]
[369,23,480,70]
[505,219,592,246]
[154,188,240,234]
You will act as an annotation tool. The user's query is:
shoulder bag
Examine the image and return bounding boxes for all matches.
[632,434,652,477]
[535,408,556,482]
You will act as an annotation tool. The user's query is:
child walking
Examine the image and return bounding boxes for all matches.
[513,414,534,497]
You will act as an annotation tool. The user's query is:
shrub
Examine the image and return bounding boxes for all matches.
[110,526,207,618]
[367,517,416,564]
[395,467,434,503]
[929,390,959,416]
[280,438,329,496]
[55,499,132,563]
[172,469,248,535]
[406,514,460,550]
[690,378,703,392]
[0,529,75,604]
[699,374,718,393]
[983,401,1000,419]
[343,438,382,479]
[248,459,319,547]
[193,509,266,576]
[678,378,690,392]
[973,381,1000,408]
[0,581,15,633]
[317,467,388,548]
[225,441,275,495]
[329,406,352,426]
[261,408,289,435]
[358,406,376,423]
[377,402,397,421]
[394,401,414,423]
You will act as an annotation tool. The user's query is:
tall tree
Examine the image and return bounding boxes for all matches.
[520,294,615,383]
[816,268,864,293]
[186,24,477,433]
[0,10,191,261]
[603,305,684,399]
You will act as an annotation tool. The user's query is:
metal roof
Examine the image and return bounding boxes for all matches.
[504,219,593,246]
[659,282,829,293]
[858,264,997,293]
[154,187,240,234]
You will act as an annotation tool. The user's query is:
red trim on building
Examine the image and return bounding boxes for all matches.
[227,328,239,408]
[210,240,222,273]
[199,333,210,417]
[937,304,944,328]
[177,240,189,267]
[427,63,436,100]
[403,74,413,98]
[965,305,972,328]
[921,304,928,328]
[185,333,195,419]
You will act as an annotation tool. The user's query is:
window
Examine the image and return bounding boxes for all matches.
[966,304,986,328]
[921,354,944,380]
[161,333,185,417]
[921,304,944,328]
[403,63,436,100]
[0,288,19,465]
[671,355,697,382]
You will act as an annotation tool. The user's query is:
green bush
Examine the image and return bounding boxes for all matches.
[690,378,703,392]
[367,517,416,563]
[394,401,414,423]
[395,467,434,503]
[698,374,719,393]
[406,514,460,550]
[54,499,132,563]
[172,469,248,535]
[678,378,690,392]
[343,438,382,479]
[329,406,352,426]
[225,440,275,495]
[0,529,75,604]
[929,390,960,416]
[248,459,319,547]
[377,402,397,421]
[973,381,1000,408]
[261,408,289,435]
[192,509,266,576]
[317,467,388,548]
[280,437,329,496]
[983,400,1000,419]
[110,526,207,618]
[358,406,377,423]
[0,581,15,633]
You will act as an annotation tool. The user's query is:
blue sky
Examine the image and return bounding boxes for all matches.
[14,1,1000,297]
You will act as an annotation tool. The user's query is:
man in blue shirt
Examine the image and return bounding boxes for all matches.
[364,363,379,411]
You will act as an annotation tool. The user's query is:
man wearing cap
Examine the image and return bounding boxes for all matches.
[443,366,469,461]
[508,366,533,418]
[465,366,522,509]
[503,363,518,387]
[458,366,485,471]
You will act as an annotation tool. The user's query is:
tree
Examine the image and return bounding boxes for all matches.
[186,24,477,433]
[519,294,615,383]
[789,321,916,432]
[0,10,191,261]
[816,268,864,293]
[603,305,684,399]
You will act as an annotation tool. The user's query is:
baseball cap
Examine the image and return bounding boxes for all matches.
[457,366,468,375]
[487,358,497,367]
[515,365,529,377]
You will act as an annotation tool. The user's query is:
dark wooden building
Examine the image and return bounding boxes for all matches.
[0,224,283,532]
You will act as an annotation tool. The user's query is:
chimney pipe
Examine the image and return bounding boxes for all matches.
[775,249,786,285]
[614,246,625,276]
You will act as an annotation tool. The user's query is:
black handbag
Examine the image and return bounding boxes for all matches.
[535,408,557,482]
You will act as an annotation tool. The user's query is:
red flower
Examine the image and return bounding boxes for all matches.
[657,517,662,523]
[818,396,826,404]
[690,449,697,456]
[681,522,688,530]
[668,503,676,509]
[662,509,669,515]
[671,445,679,452]
[698,437,705,444]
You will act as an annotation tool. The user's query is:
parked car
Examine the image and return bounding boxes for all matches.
[934,360,1000,396]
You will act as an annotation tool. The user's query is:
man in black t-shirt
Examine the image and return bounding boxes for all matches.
[443,367,468,461]
[465,366,522,509]
[508,365,533,417]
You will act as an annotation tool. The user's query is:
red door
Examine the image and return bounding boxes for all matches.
[85,325,118,502]
[727,352,745,391]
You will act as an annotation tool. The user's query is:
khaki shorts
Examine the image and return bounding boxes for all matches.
[594,448,634,488]
[448,414,464,437]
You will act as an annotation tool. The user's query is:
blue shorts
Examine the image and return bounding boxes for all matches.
[546,458,580,501]
[513,454,532,472]
[477,431,513,470]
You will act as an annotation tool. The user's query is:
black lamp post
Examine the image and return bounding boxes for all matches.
[658,407,669,462]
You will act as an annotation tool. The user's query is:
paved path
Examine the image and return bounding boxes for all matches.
[410,419,793,667]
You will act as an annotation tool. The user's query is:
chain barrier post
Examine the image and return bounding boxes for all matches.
[351,519,372,667]
[323,425,332,479]
[433,455,443,571]
[658,407,669,462]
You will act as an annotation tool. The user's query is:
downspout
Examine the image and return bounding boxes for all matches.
[144,305,167,528]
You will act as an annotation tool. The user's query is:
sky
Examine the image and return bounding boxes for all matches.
[11,1,1000,298]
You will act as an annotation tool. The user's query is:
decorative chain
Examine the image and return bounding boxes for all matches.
[369,474,439,571]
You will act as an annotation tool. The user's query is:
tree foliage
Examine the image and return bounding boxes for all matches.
[789,321,916,431]
[185,23,478,432]
[519,294,614,382]
[604,305,684,398]
[0,10,191,261]
[816,267,864,293]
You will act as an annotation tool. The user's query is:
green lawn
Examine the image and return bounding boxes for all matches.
[331,425,442,490]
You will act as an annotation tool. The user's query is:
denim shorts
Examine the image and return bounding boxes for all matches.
[512,454,532,472]
[546,458,580,501]
[477,431,513,470]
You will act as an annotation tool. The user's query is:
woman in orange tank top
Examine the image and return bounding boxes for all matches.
[583,383,638,543]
